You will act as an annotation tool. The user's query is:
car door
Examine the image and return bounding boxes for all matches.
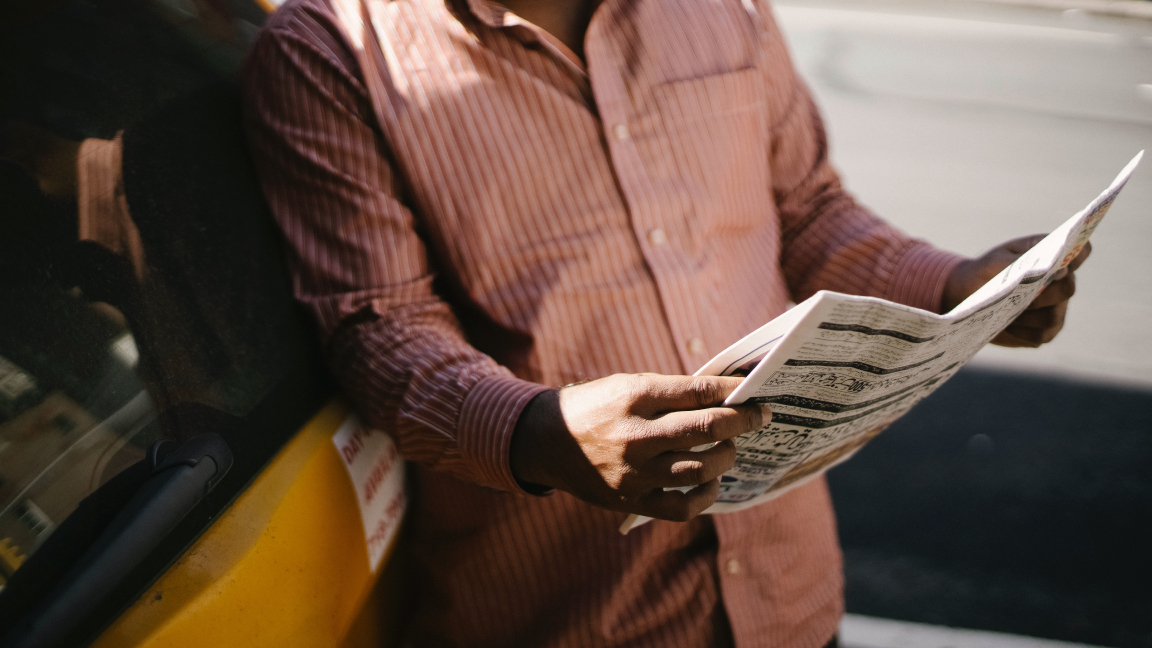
[0,2,407,645]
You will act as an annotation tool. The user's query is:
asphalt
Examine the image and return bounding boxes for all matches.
[826,366,1152,648]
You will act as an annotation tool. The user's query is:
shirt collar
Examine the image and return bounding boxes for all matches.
[445,0,506,28]
[441,0,593,77]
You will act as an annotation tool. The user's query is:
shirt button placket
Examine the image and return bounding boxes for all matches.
[596,95,697,374]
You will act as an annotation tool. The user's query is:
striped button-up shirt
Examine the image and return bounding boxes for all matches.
[242,0,964,644]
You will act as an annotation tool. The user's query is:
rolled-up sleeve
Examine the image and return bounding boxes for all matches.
[242,22,546,492]
[759,5,966,314]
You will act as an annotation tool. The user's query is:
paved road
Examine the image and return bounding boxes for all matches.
[827,366,1152,648]
[775,0,1152,387]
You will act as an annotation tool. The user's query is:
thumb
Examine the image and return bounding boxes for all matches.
[1002,234,1047,256]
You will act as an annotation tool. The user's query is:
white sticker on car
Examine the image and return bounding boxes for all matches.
[332,415,406,572]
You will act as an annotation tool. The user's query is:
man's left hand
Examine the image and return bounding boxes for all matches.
[941,234,1091,348]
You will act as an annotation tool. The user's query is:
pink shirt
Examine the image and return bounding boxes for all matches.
[242,0,964,644]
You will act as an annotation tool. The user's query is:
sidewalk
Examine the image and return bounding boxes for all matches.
[949,0,1152,20]
[842,616,1111,648]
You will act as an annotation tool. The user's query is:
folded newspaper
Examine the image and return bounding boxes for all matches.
[621,151,1143,534]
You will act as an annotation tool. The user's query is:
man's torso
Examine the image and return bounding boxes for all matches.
[257,0,845,644]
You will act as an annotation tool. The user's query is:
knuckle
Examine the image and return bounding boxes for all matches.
[603,466,630,491]
[620,425,655,460]
[618,374,647,404]
[619,418,648,442]
[677,460,707,485]
[688,377,723,408]
[696,412,719,442]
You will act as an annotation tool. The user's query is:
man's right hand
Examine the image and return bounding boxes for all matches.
[509,374,769,522]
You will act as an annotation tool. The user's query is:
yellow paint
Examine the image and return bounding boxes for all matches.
[0,537,26,573]
[253,0,283,14]
[93,399,403,648]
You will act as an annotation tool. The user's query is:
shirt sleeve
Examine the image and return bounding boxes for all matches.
[758,5,966,313]
[242,24,547,493]
[76,134,147,281]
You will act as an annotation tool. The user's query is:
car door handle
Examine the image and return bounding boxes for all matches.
[1,434,233,648]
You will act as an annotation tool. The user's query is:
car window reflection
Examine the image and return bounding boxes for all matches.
[0,0,295,594]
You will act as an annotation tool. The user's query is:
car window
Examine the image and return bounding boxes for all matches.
[0,0,327,640]
[0,287,160,588]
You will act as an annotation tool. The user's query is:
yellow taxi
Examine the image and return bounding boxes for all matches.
[0,0,406,645]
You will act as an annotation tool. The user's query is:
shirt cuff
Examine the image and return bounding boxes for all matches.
[457,373,551,494]
[885,242,968,314]
[77,133,146,279]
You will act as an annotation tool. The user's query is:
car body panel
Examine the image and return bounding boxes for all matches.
[91,399,402,648]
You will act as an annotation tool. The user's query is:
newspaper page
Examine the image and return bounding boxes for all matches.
[621,151,1142,533]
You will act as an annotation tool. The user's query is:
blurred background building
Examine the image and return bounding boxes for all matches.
[778,0,1151,386]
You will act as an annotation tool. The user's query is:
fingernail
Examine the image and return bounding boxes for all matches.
[759,404,772,427]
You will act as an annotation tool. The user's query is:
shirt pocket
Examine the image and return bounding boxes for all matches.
[651,66,773,237]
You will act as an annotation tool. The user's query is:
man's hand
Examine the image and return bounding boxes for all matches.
[941,234,1091,348]
[510,374,768,522]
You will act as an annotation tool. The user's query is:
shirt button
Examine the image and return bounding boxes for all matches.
[725,558,742,575]
[687,337,706,355]
[647,228,668,246]
[612,123,630,141]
